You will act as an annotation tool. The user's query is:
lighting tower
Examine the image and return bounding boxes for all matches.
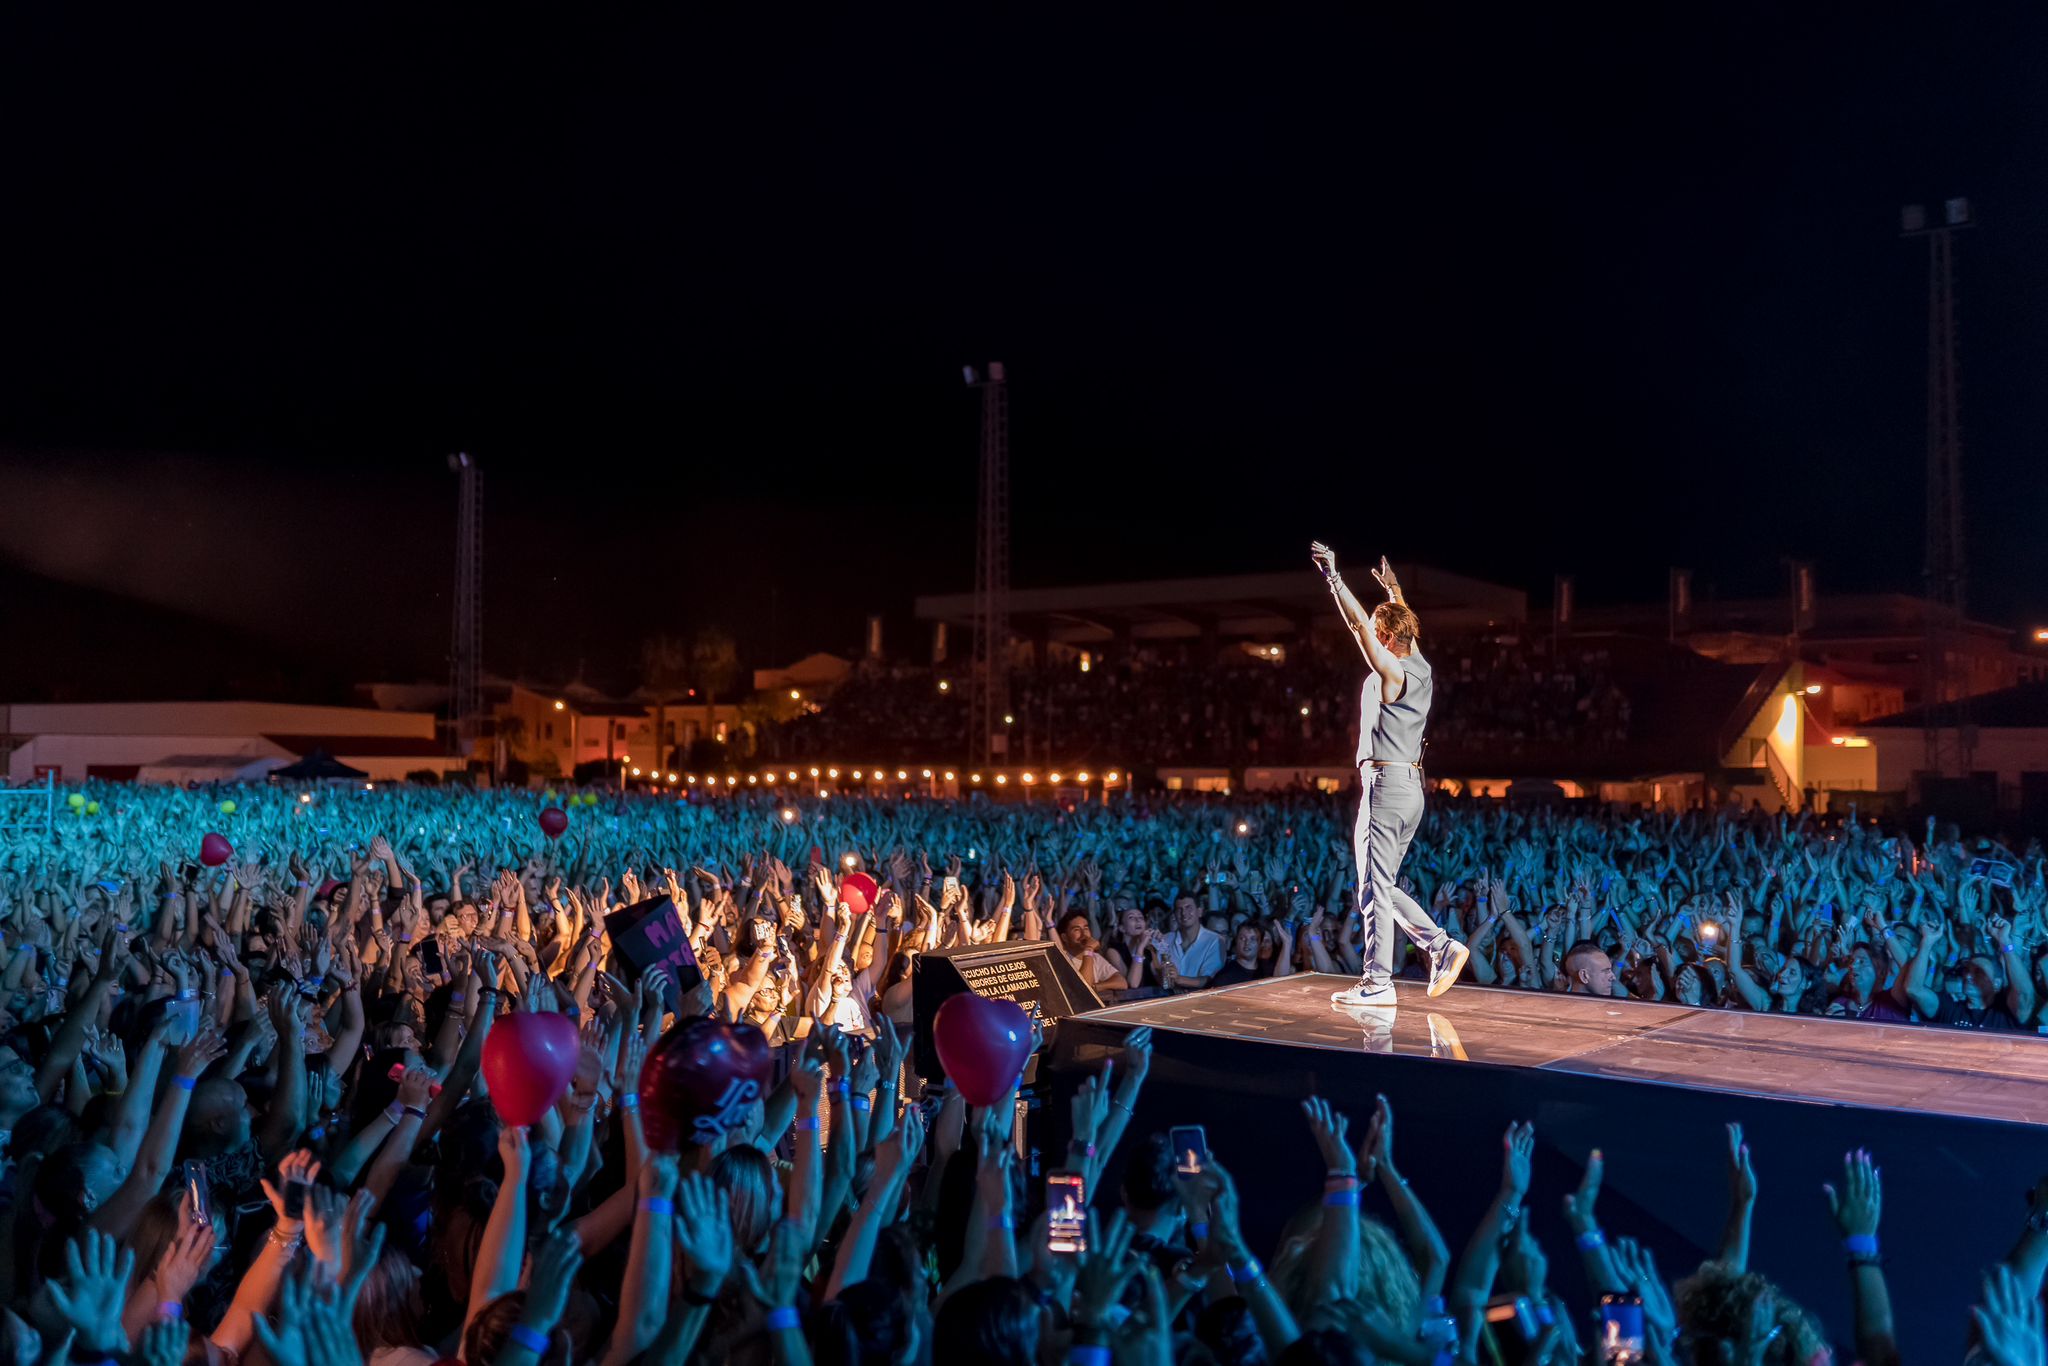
[448,453,484,765]
[965,364,1010,768]
[1902,199,1972,777]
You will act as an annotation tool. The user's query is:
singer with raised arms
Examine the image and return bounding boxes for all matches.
[1311,541,1469,1009]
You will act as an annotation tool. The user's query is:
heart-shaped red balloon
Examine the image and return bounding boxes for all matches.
[933,992,1033,1106]
[199,832,233,867]
[537,806,569,839]
[639,1017,773,1151]
[839,871,879,916]
[482,1012,581,1126]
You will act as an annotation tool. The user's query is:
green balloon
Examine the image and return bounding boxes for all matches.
[84,801,99,816]
[219,800,237,815]
[66,793,85,808]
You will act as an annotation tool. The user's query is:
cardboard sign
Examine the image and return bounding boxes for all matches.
[911,940,1102,1086]
[604,894,701,1013]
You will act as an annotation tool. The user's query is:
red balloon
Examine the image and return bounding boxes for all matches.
[639,1017,772,1152]
[482,1012,581,1126]
[933,992,1033,1106]
[199,832,233,867]
[538,806,569,839]
[839,871,879,917]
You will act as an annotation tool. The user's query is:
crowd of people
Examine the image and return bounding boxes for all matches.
[0,779,2038,1366]
[764,635,1635,769]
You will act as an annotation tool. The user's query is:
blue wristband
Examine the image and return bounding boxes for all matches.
[1842,1234,1878,1257]
[850,1095,872,1112]
[173,1075,196,1091]
[158,1302,184,1321]
[640,1197,674,1216]
[1228,1257,1263,1283]
[794,1116,820,1132]
[1576,1230,1605,1251]
[764,1306,800,1332]
[506,1324,550,1354]
[1070,1348,1112,1366]
[1322,1189,1361,1207]
[619,1093,640,1111]
[1189,1221,1209,1241]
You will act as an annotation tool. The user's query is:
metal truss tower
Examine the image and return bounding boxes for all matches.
[1903,200,1972,778]
[965,364,1010,768]
[449,453,484,764]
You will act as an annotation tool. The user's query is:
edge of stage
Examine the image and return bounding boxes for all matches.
[1044,975,2045,1359]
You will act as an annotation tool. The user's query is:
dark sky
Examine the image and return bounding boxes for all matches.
[3,6,2047,687]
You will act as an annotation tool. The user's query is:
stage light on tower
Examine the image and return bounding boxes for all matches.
[553,700,565,711]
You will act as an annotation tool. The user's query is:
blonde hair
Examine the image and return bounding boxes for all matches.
[1373,601,1421,649]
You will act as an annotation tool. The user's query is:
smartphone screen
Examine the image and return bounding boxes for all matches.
[1047,1171,1087,1253]
[1480,1295,1539,1366]
[283,1179,308,1220]
[184,1160,211,1226]
[1599,1295,1645,1365]
[1169,1125,1207,1177]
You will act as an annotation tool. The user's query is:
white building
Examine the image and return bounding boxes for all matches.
[1,701,461,785]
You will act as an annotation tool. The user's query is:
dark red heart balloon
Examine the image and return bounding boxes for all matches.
[482,1012,581,1126]
[639,1017,773,1152]
[198,832,233,868]
[538,806,569,839]
[839,871,879,916]
[933,992,1032,1106]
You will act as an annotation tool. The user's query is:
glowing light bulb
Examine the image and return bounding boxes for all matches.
[553,700,565,711]
[782,808,797,822]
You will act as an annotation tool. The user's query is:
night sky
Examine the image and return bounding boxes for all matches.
[3,7,2047,690]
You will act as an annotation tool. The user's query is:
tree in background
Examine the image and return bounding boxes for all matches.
[641,634,692,769]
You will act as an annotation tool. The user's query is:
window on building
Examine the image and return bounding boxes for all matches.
[616,723,627,739]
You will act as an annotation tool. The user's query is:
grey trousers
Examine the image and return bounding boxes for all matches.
[1353,762,1446,986]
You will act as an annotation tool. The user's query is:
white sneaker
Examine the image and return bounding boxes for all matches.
[1427,940,1470,998]
[1331,980,1397,1009]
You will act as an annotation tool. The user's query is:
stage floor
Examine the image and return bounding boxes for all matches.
[1082,973,2048,1127]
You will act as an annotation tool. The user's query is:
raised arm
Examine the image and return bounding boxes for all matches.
[1824,1149,1898,1366]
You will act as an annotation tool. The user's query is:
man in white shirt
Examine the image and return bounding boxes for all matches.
[1057,909,1127,997]
[1158,896,1226,990]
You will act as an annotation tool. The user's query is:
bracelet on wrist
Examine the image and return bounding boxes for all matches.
[794,1116,821,1133]
[158,1302,184,1321]
[640,1197,675,1216]
[850,1095,872,1112]
[1227,1256,1264,1284]
[1322,1188,1361,1208]
[506,1324,551,1354]
[619,1092,640,1111]
[1841,1234,1879,1257]
[764,1305,800,1332]
[1576,1229,1605,1251]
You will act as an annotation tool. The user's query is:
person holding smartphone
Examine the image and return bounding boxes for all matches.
[1313,542,1468,1009]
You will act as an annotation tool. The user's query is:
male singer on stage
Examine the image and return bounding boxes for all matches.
[1311,542,1469,1008]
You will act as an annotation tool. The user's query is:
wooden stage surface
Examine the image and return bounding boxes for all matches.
[1077,973,2048,1127]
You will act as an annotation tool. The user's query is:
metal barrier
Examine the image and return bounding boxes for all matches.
[0,772,55,838]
